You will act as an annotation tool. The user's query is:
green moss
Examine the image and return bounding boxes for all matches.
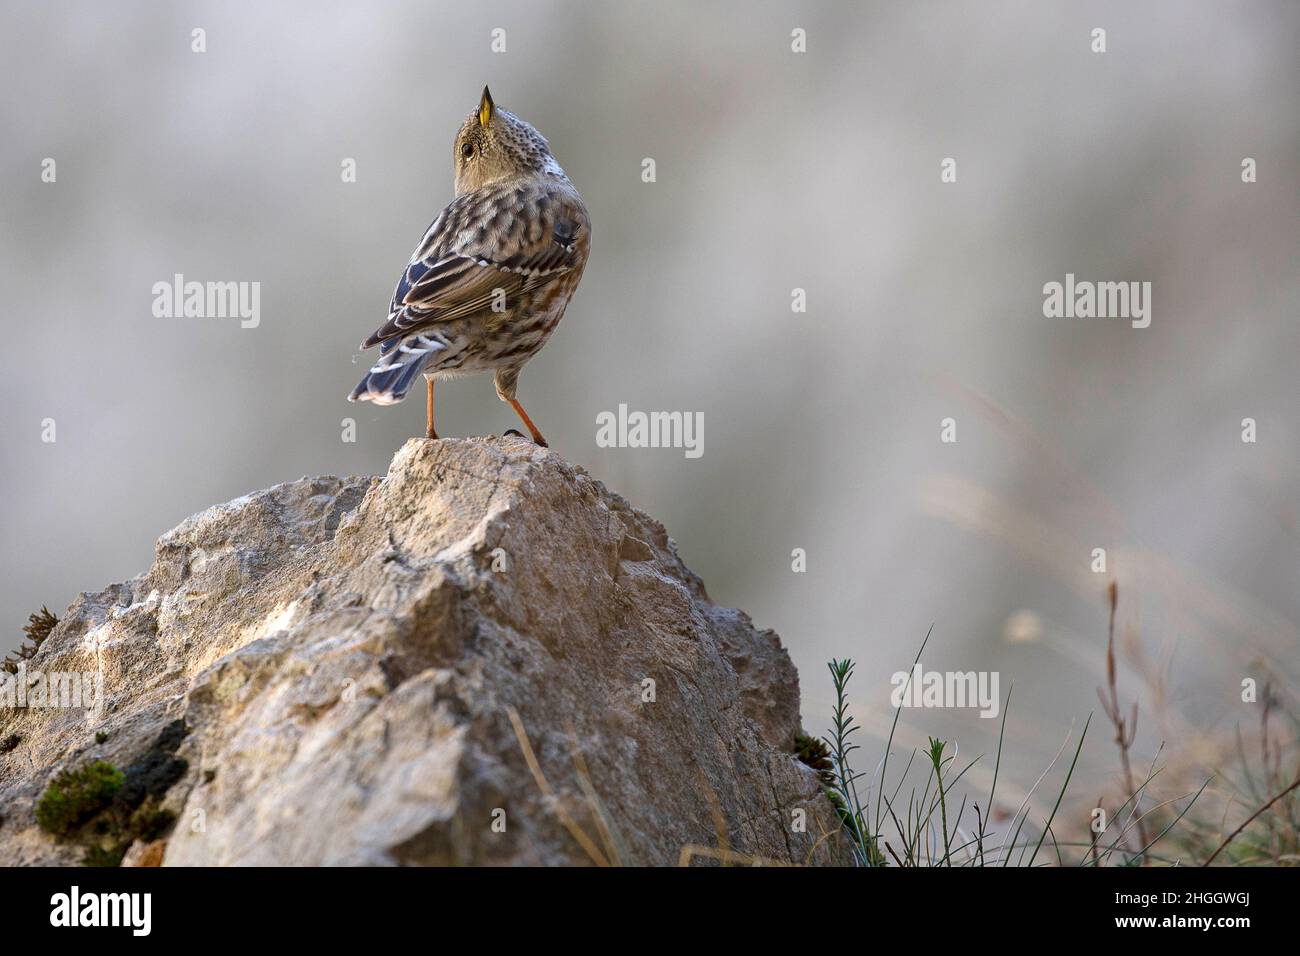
[33,722,189,865]
[129,804,176,842]
[35,760,124,837]
[81,843,128,867]
[794,733,836,788]
[94,731,109,745]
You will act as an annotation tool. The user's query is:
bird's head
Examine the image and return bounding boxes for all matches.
[453,87,562,195]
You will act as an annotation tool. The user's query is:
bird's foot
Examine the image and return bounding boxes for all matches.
[501,428,547,448]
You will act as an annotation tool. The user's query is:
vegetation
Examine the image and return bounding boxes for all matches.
[35,761,125,837]
[1162,679,1300,866]
[793,733,835,788]
[1097,584,1299,866]
[3,606,59,674]
[32,721,189,865]
[816,629,1209,866]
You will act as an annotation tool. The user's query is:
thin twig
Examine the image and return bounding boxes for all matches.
[1202,773,1300,866]
[1099,580,1150,854]
[505,706,610,867]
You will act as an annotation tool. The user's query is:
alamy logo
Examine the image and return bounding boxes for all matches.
[595,404,703,459]
[890,665,1000,718]
[152,273,260,328]
[50,886,151,936]
[0,664,101,710]
[1042,273,1151,328]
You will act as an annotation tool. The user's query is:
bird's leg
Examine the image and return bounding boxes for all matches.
[507,398,548,447]
[424,376,439,440]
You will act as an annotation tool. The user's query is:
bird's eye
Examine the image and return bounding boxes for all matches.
[461,142,474,159]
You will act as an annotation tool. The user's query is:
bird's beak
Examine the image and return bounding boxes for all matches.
[478,86,495,127]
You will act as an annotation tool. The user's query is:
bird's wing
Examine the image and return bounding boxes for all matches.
[360,183,587,349]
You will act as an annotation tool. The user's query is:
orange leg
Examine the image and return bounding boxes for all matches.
[507,397,548,447]
[425,377,439,440]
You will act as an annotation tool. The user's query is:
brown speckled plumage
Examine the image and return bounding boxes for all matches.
[348,87,590,446]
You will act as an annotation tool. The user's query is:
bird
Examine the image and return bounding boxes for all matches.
[348,87,591,447]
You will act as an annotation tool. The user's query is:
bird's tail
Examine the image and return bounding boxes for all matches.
[347,334,448,405]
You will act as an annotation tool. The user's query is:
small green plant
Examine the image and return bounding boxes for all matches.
[926,737,954,864]
[3,606,59,674]
[33,721,189,864]
[1161,682,1300,866]
[819,629,1206,867]
[95,731,109,745]
[822,657,884,866]
[794,733,835,787]
[81,843,128,867]
[35,761,124,837]
[1097,583,1298,866]
[128,804,177,843]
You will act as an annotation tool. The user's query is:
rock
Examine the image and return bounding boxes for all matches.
[122,838,166,867]
[0,438,846,866]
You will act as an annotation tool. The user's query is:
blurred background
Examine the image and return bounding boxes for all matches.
[2,1,1297,846]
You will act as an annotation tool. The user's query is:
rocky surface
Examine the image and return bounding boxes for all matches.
[0,438,845,866]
